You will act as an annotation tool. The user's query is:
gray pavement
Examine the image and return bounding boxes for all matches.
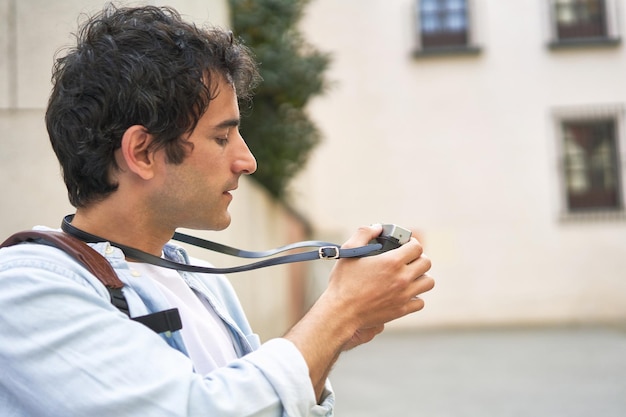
[328,325,626,417]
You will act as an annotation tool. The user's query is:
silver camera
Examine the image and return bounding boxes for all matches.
[368,224,412,255]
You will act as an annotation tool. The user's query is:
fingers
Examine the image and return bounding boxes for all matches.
[389,236,424,265]
[409,273,435,302]
[341,224,383,249]
[342,225,427,266]
[406,251,431,279]
[395,275,434,318]
[329,224,434,327]
[341,225,432,288]
[378,236,431,280]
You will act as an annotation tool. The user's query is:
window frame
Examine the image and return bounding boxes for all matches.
[553,104,626,220]
[547,0,622,49]
[413,0,481,57]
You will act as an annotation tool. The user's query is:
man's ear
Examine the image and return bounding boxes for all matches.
[120,125,157,180]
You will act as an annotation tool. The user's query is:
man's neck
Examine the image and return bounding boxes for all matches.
[71,206,173,257]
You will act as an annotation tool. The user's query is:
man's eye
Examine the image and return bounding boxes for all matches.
[216,137,228,146]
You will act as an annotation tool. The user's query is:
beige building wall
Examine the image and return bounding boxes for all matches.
[295,0,626,328]
[0,0,305,340]
[5,0,626,335]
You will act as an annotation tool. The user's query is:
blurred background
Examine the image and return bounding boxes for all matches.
[1,0,626,415]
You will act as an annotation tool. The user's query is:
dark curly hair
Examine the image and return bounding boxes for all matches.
[45,4,260,207]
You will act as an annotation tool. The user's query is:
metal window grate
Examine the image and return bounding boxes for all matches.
[554,0,608,40]
[553,104,625,216]
[562,119,619,210]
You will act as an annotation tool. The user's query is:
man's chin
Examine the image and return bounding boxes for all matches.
[205,214,232,232]
[211,221,231,232]
[180,212,231,232]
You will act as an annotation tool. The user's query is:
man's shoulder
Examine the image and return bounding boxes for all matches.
[0,230,110,293]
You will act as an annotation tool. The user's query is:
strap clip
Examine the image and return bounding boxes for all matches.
[318,246,340,260]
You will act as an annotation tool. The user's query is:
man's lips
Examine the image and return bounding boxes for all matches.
[223,184,238,195]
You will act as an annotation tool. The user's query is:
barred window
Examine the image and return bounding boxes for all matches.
[562,119,621,210]
[555,0,607,39]
[548,0,621,47]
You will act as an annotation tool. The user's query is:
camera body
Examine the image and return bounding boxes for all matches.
[368,224,412,255]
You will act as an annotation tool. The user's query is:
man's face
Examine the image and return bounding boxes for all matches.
[151,77,257,232]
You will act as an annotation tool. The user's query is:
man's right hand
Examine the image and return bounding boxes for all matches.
[284,224,434,401]
[325,224,434,345]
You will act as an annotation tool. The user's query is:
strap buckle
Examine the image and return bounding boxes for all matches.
[318,246,340,260]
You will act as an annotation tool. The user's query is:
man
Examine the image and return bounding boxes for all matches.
[0,5,434,416]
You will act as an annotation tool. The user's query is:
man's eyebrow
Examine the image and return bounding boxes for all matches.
[214,118,240,129]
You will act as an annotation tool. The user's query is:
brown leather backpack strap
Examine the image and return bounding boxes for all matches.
[0,230,123,289]
[1,230,182,334]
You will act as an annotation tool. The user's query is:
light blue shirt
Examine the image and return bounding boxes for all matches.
[0,227,334,416]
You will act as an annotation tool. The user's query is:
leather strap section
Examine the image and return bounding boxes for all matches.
[1,230,123,289]
[1,230,182,334]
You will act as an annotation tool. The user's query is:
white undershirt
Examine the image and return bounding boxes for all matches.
[129,262,238,374]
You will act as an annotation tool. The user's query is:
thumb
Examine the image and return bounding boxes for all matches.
[341,224,383,249]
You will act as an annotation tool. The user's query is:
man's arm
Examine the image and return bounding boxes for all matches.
[0,244,322,416]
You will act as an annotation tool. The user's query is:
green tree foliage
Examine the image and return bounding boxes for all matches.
[229,0,330,199]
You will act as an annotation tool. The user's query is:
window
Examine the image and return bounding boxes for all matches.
[554,105,625,217]
[420,0,468,48]
[548,0,621,47]
[555,0,607,38]
[414,0,480,55]
[562,120,620,210]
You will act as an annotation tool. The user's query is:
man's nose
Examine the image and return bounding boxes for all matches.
[234,136,257,175]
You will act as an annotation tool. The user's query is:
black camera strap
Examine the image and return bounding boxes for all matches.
[1,217,393,335]
[61,215,383,274]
